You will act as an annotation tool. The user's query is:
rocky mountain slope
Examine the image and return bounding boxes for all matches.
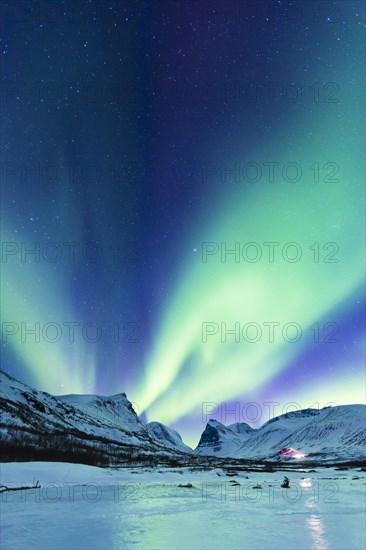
[1,370,364,464]
[0,370,188,465]
[147,421,192,453]
[195,406,366,461]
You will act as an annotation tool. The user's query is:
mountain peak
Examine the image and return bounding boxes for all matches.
[207,419,225,426]
[196,404,366,460]
[147,421,192,452]
[0,370,190,464]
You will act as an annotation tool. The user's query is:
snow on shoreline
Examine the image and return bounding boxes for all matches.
[1,462,365,550]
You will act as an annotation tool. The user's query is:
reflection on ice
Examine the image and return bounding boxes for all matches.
[307,514,329,550]
[1,463,365,550]
[300,478,313,489]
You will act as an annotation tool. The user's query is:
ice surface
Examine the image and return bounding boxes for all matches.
[1,462,365,549]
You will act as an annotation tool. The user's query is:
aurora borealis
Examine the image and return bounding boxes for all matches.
[1,1,365,446]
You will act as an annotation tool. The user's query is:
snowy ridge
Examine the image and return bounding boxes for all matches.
[0,370,189,462]
[195,419,254,456]
[56,392,149,441]
[147,421,192,453]
[195,406,366,461]
[1,370,365,464]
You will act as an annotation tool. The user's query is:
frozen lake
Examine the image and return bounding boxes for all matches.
[1,462,365,549]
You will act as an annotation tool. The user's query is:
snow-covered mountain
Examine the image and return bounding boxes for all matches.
[195,419,254,456]
[55,392,151,444]
[1,370,364,464]
[0,370,189,464]
[195,406,366,461]
[147,421,192,453]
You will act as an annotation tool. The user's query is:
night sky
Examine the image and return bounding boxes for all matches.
[1,0,365,446]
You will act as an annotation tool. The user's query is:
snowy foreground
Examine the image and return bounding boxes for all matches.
[1,462,365,550]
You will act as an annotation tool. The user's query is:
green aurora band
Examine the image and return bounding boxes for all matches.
[136,77,365,425]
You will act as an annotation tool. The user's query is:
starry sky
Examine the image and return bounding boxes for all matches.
[1,1,365,446]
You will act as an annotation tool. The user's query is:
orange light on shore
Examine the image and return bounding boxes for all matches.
[279,447,308,459]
